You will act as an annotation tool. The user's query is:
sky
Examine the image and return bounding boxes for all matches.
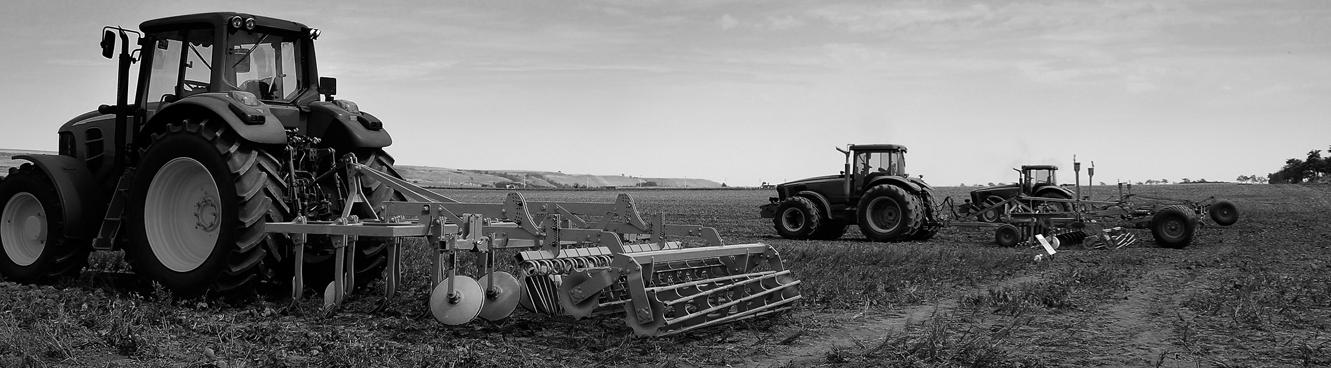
[1,0,1328,186]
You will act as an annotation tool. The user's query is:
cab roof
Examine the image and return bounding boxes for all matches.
[1021,165,1058,170]
[140,12,309,33]
[849,144,907,152]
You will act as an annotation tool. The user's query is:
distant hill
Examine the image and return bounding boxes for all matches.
[0,149,721,188]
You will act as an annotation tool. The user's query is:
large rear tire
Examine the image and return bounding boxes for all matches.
[856,185,923,242]
[127,119,288,296]
[1150,205,1197,249]
[772,197,823,240]
[0,165,89,283]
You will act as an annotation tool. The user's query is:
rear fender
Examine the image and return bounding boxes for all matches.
[305,101,392,149]
[867,177,922,194]
[144,94,286,145]
[12,154,103,240]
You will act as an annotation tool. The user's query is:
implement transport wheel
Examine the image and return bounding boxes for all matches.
[772,197,824,240]
[0,165,89,283]
[994,224,1020,247]
[127,119,287,297]
[856,185,923,242]
[1150,205,1197,249]
[1207,200,1238,226]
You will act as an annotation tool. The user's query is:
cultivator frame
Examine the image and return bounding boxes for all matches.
[264,156,801,336]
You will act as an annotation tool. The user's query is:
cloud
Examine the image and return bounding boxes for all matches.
[719,14,739,30]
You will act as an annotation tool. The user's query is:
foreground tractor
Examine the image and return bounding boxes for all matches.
[760,144,942,242]
[0,12,798,336]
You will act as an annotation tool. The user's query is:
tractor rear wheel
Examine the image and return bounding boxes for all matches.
[856,185,923,242]
[773,197,823,240]
[0,165,89,283]
[1034,190,1073,213]
[1207,200,1238,226]
[1150,205,1197,249]
[127,119,287,297]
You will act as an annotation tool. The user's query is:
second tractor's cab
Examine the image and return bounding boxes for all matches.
[762,144,940,242]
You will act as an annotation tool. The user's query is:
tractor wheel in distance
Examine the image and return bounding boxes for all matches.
[1207,200,1238,226]
[300,149,405,292]
[127,119,287,297]
[1150,205,1197,249]
[978,195,1007,223]
[772,197,823,240]
[1034,190,1073,213]
[856,185,923,242]
[994,224,1020,247]
[0,165,90,283]
[809,220,847,241]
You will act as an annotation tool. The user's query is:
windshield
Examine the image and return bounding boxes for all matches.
[1026,169,1056,185]
[225,31,303,101]
[855,151,904,176]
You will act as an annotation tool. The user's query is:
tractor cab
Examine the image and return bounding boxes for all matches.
[1019,165,1058,194]
[845,144,908,194]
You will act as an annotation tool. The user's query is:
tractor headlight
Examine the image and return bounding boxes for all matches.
[229,16,243,29]
[244,18,256,30]
[334,99,360,114]
[228,91,261,106]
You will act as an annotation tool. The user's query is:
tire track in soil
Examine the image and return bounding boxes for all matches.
[743,273,1044,367]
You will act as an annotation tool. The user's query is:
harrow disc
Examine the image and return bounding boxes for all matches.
[478,271,521,321]
[429,275,484,325]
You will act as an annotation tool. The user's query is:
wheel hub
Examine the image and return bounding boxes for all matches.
[144,157,222,272]
[2,192,47,266]
[867,197,902,232]
[781,208,805,230]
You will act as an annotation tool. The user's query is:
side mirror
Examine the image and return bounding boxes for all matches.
[100,30,116,59]
[318,77,337,97]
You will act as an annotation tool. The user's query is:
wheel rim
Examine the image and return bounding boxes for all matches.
[1,193,47,266]
[780,208,806,231]
[144,157,221,272]
[865,197,902,233]
[1160,218,1185,240]
[981,197,1005,222]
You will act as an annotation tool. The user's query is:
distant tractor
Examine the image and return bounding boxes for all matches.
[760,144,941,242]
[963,165,1073,221]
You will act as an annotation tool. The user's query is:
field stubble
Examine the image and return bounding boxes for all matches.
[0,184,1326,367]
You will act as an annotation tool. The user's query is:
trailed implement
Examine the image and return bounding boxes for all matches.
[265,158,801,336]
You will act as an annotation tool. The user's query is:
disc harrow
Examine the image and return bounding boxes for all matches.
[264,158,800,336]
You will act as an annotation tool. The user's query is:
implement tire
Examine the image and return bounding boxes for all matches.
[773,197,823,240]
[1207,200,1238,226]
[0,165,90,283]
[1150,205,1197,249]
[856,185,923,242]
[127,118,289,297]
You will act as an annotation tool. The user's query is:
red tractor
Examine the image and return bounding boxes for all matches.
[0,13,403,296]
[760,144,941,242]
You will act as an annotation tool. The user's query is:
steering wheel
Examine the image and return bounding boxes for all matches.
[183,79,210,91]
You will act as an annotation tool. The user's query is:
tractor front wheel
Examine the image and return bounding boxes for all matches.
[0,165,89,283]
[772,197,823,240]
[856,185,923,242]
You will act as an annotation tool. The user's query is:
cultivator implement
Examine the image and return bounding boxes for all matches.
[264,158,800,336]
